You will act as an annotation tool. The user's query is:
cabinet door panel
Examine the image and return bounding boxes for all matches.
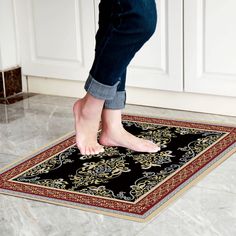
[184,0,236,97]
[15,0,95,80]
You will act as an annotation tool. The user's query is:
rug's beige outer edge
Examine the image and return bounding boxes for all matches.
[0,143,235,223]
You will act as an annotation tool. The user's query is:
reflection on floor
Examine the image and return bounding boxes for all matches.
[0,92,36,105]
[0,94,236,236]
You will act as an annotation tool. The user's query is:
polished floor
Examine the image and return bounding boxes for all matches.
[0,94,236,236]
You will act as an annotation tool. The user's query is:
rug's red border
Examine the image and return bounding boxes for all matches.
[0,115,235,216]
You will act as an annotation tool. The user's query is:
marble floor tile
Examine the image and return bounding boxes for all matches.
[0,194,148,236]
[136,187,236,236]
[0,153,20,168]
[0,94,236,236]
[195,152,236,194]
[0,103,74,156]
[12,94,77,109]
[0,105,27,124]
[124,104,236,127]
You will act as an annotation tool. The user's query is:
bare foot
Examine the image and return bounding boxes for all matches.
[99,109,160,153]
[99,127,160,153]
[73,95,105,155]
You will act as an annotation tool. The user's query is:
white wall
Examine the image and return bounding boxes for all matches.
[0,0,20,70]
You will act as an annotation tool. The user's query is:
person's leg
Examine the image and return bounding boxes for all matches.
[103,69,127,109]
[73,0,117,155]
[73,92,105,155]
[99,0,160,152]
[74,0,160,154]
[85,0,158,102]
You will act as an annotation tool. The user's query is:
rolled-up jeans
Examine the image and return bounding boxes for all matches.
[84,0,158,109]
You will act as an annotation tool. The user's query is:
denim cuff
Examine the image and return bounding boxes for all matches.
[84,74,120,100]
[104,90,126,109]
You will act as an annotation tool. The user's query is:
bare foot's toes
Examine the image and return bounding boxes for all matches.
[79,147,86,155]
[144,140,161,151]
[97,145,105,153]
[88,147,95,155]
[85,147,90,155]
[144,142,161,152]
[92,145,104,155]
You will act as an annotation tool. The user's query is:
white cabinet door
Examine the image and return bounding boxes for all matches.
[15,0,183,91]
[94,0,183,92]
[184,0,236,97]
[15,0,95,81]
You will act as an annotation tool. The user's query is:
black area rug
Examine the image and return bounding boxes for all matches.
[0,114,235,222]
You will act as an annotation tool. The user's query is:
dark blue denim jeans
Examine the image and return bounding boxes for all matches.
[84,0,158,109]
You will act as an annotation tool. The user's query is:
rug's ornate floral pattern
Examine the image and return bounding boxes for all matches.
[130,150,174,169]
[68,156,131,189]
[11,120,226,202]
[14,147,76,180]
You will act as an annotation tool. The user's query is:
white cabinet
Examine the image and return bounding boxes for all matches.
[14,0,236,98]
[94,0,183,92]
[15,0,96,80]
[184,0,236,97]
[16,0,183,92]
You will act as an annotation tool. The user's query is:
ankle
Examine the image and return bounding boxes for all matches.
[101,121,123,133]
[81,94,104,116]
[84,92,105,106]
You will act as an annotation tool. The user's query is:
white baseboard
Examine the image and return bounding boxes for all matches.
[26,76,236,117]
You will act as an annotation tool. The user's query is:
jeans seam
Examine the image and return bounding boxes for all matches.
[92,24,115,78]
[111,0,123,30]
